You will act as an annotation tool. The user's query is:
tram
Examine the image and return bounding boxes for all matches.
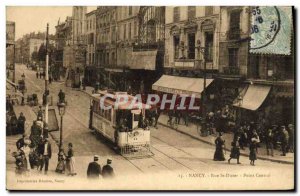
[89,90,152,157]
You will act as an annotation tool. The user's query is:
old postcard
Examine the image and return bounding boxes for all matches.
[6,6,295,190]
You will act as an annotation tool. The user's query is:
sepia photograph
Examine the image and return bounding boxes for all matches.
[5,5,295,191]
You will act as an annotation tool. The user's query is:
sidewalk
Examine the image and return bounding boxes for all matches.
[158,113,294,164]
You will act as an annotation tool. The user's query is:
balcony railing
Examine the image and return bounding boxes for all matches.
[227,28,241,40]
[223,66,240,75]
[174,59,195,68]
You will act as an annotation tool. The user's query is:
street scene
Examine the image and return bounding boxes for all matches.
[6,6,294,190]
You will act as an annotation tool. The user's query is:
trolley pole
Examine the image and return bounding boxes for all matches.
[45,23,49,126]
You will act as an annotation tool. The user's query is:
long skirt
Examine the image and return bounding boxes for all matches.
[214,147,225,161]
[249,150,257,161]
[56,160,65,173]
[230,147,240,159]
[66,157,75,175]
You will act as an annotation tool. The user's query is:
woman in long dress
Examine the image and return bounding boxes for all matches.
[55,149,66,174]
[213,133,225,161]
[249,135,259,166]
[66,143,76,176]
[20,139,32,174]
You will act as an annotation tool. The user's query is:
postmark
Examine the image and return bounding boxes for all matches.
[250,6,292,55]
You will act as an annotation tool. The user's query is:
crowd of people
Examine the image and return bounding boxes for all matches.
[213,122,294,165]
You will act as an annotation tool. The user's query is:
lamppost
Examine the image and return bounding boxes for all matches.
[237,95,243,125]
[195,40,208,136]
[195,40,207,118]
[57,102,66,150]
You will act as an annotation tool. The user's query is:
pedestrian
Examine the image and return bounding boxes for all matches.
[38,137,52,174]
[153,108,160,129]
[175,106,181,125]
[17,112,26,134]
[39,72,42,79]
[58,89,65,104]
[287,124,294,153]
[167,110,174,125]
[36,72,39,79]
[249,136,259,166]
[55,149,66,174]
[102,159,115,179]
[265,128,274,156]
[66,143,76,176]
[183,107,189,126]
[228,136,241,164]
[42,71,46,79]
[87,155,101,179]
[213,132,225,161]
[20,138,32,173]
[280,126,289,156]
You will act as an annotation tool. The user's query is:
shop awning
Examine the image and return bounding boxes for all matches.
[233,85,271,111]
[152,75,214,98]
[130,50,157,70]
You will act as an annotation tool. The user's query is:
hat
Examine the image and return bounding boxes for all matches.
[107,159,112,164]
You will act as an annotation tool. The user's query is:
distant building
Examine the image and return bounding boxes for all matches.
[29,38,44,62]
[83,10,97,86]
[55,16,72,68]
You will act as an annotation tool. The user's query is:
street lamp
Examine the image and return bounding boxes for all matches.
[57,102,66,150]
[237,95,243,125]
[195,40,207,117]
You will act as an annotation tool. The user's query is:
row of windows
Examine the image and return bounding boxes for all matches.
[96,21,138,44]
[173,31,214,61]
[93,101,112,121]
[173,6,214,22]
[86,18,96,31]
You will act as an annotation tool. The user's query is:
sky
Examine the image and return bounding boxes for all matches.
[6,6,97,39]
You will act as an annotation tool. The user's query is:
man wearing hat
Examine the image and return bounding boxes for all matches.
[280,126,289,156]
[102,159,115,179]
[87,155,101,179]
[288,124,294,153]
[38,137,52,174]
[17,112,26,134]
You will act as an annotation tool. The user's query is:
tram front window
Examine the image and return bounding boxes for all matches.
[116,110,133,132]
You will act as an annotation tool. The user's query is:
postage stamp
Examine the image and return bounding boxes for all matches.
[250,6,293,55]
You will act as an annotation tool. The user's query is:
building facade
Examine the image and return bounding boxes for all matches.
[83,10,97,86]
[218,6,294,126]
[164,6,220,75]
